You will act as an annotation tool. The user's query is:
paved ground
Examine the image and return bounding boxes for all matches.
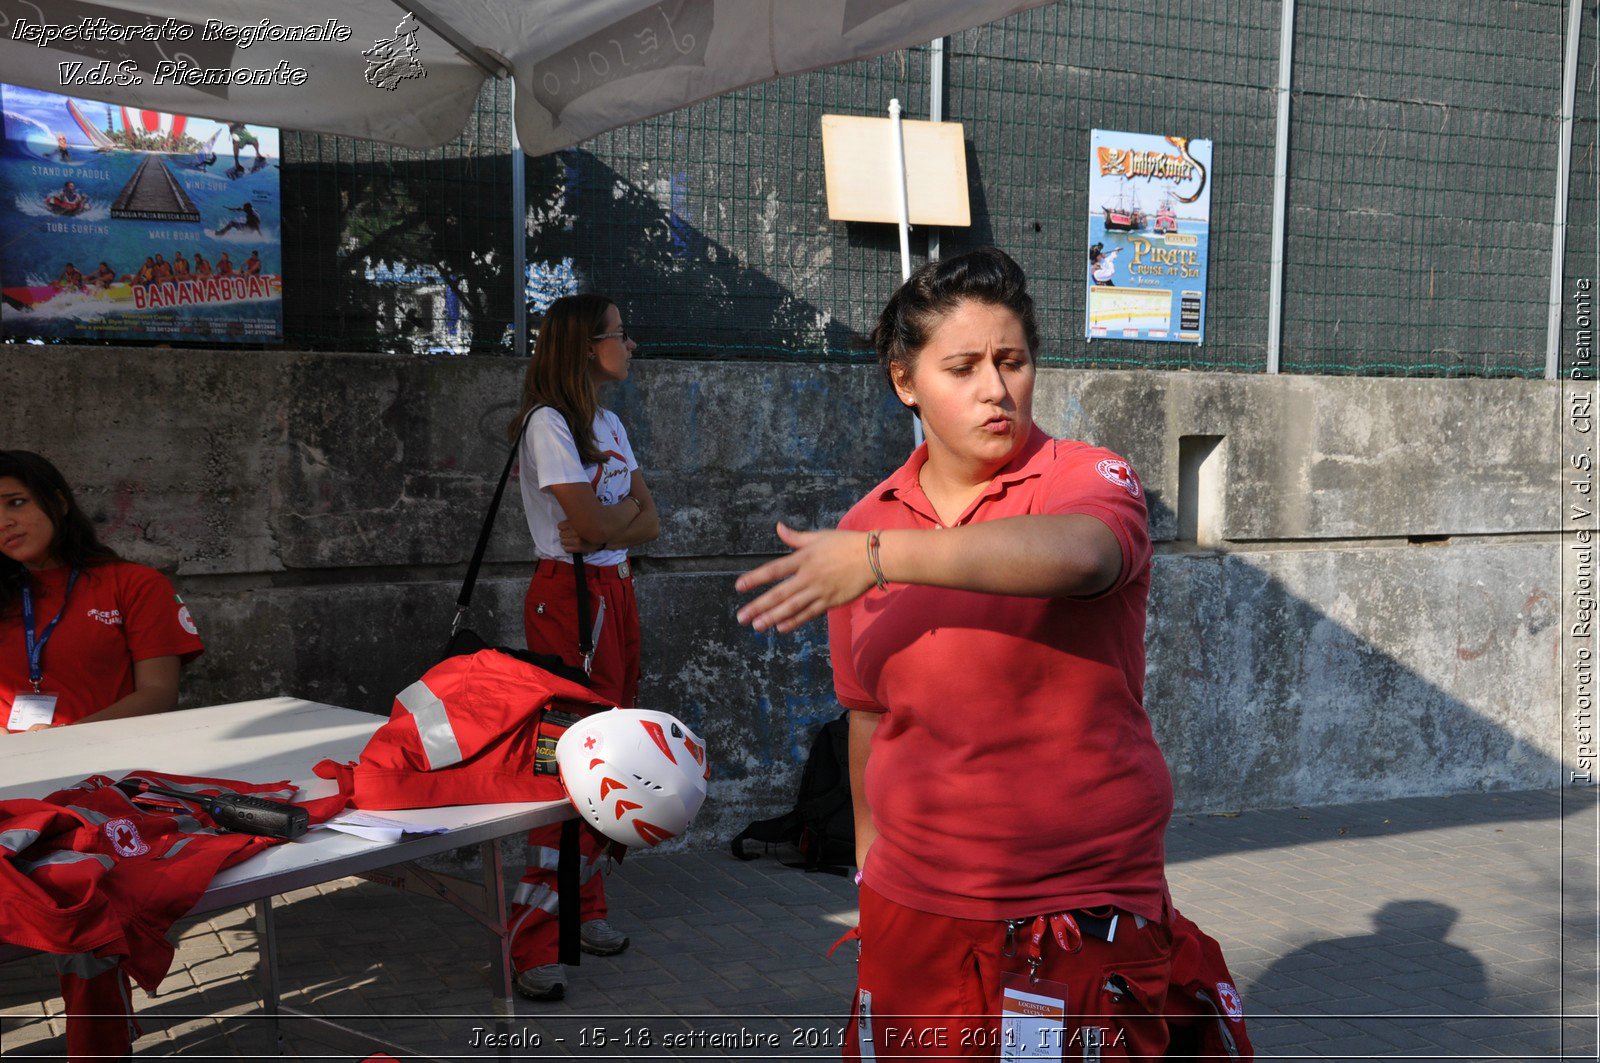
[2,786,1596,1061]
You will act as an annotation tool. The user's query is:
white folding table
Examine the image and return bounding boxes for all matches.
[0,696,578,1059]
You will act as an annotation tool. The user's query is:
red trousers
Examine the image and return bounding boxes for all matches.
[522,558,639,709]
[845,883,1252,1061]
[508,821,611,972]
[512,558,639,970]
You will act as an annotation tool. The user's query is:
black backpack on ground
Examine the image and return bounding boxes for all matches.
[730,711,855,875]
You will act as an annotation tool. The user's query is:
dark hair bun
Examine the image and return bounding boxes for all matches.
[871,247,1039,394]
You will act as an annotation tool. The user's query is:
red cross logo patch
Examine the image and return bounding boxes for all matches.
[104,818,150,858]
[1216,981,1244,1020]
[1096,458,1142,498]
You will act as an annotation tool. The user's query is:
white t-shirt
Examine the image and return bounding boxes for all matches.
[517,406,639,567]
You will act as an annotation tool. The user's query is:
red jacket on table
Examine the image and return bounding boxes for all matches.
[0,771,313,1062]
[315,648,614,811]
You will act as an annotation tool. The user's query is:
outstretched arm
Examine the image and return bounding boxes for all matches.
[735,514,1121,634]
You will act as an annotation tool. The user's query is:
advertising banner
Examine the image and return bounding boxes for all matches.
[0,84,280,343]
[1085,129,1212,344]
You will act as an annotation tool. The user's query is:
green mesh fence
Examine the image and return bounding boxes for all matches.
[1281,0,1564,377]
[43,0,1575,376]
[549,49,930,361]
[939,1,1279,372]
[279,78,514,356]
[1562,2,1597,382]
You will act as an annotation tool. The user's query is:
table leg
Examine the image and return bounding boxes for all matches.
[482,840,514,1055]
[254,898,282,1055]
[482,839,512,1000]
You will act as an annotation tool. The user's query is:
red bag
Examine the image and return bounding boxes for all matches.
[1166,908,1256,1060]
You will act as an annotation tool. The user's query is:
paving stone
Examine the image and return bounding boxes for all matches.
[2,786,1593,1060]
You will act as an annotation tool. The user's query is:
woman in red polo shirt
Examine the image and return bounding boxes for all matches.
[0,451,204,733]
[737,249,1251,1060]
[503,293,661,1002]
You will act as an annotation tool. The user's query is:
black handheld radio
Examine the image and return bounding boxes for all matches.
[116,780,309,840]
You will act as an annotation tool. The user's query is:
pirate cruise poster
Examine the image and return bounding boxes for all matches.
[1085,129,1213,345]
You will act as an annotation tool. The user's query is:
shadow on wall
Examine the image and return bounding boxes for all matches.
[534,148,878,357]
[1140,541,1562,810]
[668,488,1562,846]
[282,145,892,355]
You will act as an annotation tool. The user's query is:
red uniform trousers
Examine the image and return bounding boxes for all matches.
[845,883,1252,1061]
[510,558,639,971]
[522,558,639,709]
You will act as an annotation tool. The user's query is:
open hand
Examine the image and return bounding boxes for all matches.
[734,522,875,633]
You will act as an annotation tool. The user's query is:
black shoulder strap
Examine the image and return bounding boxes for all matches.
[453,406,593,669]
[451,408,534,635]
[574,553,592,660]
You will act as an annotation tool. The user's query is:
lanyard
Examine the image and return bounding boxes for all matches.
[1019,912,1083,984]
[21,568,79,693]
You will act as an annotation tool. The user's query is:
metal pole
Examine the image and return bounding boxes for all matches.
[889,99,913,283]
[889,97,923,447]
[511,77,528,360]
[1546,0,1584,379]
[1265,0,1296,374]
[928,38,946,264]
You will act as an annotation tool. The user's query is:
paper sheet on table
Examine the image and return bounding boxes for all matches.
[316,810,451,842]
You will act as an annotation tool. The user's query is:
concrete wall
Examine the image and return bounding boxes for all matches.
[1,350,1564,849]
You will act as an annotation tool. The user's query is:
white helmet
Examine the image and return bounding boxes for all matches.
[556,709,709,847]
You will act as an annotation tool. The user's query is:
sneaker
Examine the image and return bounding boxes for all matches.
[513,963,566,1001]
[580,919,630,956]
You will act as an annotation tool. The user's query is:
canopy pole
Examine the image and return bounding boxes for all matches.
[928,38,946,264]
[889,98,924,447]
[511,77,527,359]
[1265,0,1295,374]
[1546,0,1584,379]
[889,99,913,283]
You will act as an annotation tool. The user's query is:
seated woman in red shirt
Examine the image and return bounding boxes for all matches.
[737,249,1252,1060]
[0,451,204,732]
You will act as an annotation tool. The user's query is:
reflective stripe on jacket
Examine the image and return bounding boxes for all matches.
[316,649,614,811]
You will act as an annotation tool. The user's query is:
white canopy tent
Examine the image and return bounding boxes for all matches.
[0,0,1044,155]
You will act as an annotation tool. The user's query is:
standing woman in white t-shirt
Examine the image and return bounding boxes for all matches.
[504,293,660,1002]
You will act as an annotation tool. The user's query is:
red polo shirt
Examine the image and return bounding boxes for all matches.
[1,561,204,730]
[828,426,1171,922]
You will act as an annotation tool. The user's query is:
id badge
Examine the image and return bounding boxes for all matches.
[8,691,57,731]
[856,988,876,1063]
[1000,972,1069,1061]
